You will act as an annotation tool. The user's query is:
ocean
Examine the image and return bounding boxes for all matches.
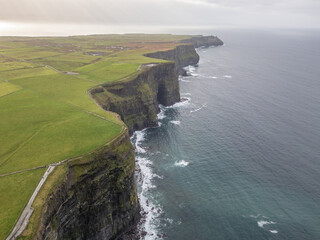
[131,29,320,240]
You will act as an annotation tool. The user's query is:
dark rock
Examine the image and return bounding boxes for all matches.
[35,132,140,240]
[180,35,224,48]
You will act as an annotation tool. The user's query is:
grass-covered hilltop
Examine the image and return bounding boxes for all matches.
[0,34,223,240]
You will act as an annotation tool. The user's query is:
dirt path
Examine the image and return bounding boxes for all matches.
[45,65,79,75]
[0,166,46,177]
[6,164,57,240]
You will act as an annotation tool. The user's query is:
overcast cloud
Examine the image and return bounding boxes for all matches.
[0,0,319,31]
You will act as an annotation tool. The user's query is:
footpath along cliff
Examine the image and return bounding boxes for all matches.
[35,35,223,240]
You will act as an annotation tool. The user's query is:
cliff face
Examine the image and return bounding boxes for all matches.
[144,44,199,75]
[91,62,181,134]
[36,131,139,240]
[180,35,224,48]
[91,44,200,134]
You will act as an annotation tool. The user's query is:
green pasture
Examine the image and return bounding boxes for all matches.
[0,34,192,239]
[0,81,21,97]
[0,89,122,174]
[0,168,45,240]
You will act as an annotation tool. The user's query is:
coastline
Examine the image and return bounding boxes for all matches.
[127,47,221,239]
[3,35,223,240]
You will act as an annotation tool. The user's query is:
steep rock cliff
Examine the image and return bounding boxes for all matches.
[91,62,181,134]
[91,44,201,134]
[35,131,139,240]
[180,35,224,48]
[144,44,199,75]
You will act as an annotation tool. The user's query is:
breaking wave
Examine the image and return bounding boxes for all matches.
[170,120,181,125]
[165,97,191,109]
[132,130,164,240]
[174,160,190,167]
[223,75,233,78]
[190,103,207,113]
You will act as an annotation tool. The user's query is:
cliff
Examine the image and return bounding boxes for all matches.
[180,35,224,48]
[90,43,201,134]
[35,36,221,240]
[34,130,140,240]
[90,62,180,134]
[144,44,199,75]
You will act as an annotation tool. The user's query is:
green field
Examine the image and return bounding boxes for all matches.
[0,34,190,239]
[0,81,21,97]
[0,168,45,240]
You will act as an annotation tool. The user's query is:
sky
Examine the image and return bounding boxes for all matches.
[0,0,319,35]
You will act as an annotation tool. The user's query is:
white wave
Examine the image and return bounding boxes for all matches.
[135,156,163,240]
[184,65,196,73]
[157,106,166,120]
[166,97,191,109]
[190,103,207,113]
[270,230,278,234]
[257,220,276,228]
[132,130,147,153]
[166,218,174,224]
[174,160,190,167]
[170,120,181,125]
[132,130,164,239]
[181,93,191,96]
[198,74,218,79]
[223,75,233,78]
[179,78,191,83]
[183,65,199,77]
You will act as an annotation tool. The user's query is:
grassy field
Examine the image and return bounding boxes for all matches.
[0,81,21,97]
[0,168,45,240]
[0,34,192,239]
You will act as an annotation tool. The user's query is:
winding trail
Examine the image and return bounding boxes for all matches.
[6,164,58,240]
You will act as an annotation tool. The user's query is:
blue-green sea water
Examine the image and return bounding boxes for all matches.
[131,30,320,240]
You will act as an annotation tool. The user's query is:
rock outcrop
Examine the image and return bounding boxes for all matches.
[35,131,139,240]
[90,62,180,134]
[144,44,199,75]
[180,35,224,48]
[90,43,203,134]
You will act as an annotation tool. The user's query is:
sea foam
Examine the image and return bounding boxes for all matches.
[166,97,191,109]
[132,130,164,240]
[190,103,207,113]
[134,130,147,153]
[174,160,190,167]
[257,220,276,228]
[170,120,181,125]
[157,106,166,120]
[223,75,233,78]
